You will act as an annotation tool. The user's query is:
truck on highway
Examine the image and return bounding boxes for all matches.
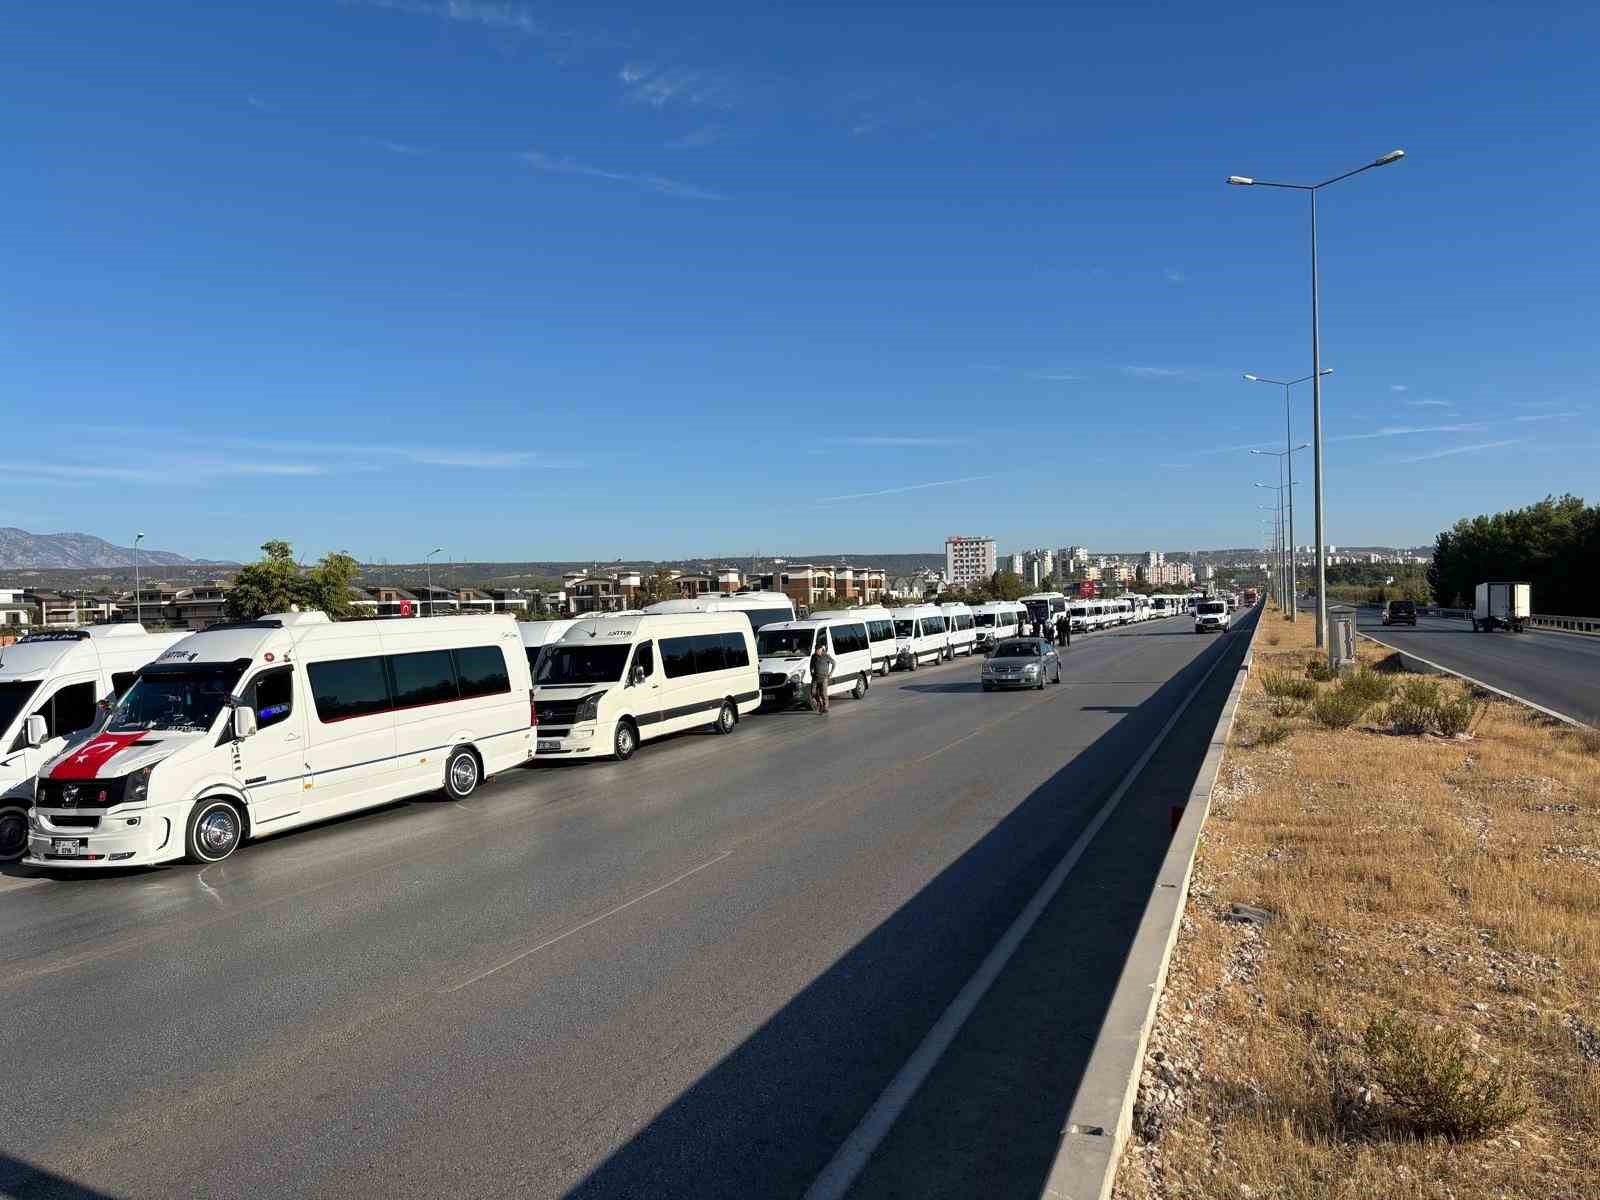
[1472,582,1531,633]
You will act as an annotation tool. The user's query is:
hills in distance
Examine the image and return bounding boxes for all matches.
[0,527,228,570]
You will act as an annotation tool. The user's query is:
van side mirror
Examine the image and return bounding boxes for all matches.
[629,663,647,686]
[24,714,47,748]
[232,705,258,741]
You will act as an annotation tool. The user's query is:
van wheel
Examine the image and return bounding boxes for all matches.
[186,798,243,864]
[908,654,918,672]
[444,746,480,799]
[613,719,638,761]
[852,673,867,700]
[713,701,737,734]
[0,803,28,862]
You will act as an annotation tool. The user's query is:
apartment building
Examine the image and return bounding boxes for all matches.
[944,536,997,587]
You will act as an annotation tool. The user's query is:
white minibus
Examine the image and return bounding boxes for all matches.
[1,625,187,861]
[533,612,759,761]
[891,604,947,670]
[938,602,978,657]
[1020,592,1068,635]
[1067,600,1091,633]
[756,617,874,708]
[971,601,1024,649]
[838,605,899,675]
[642,591,795,634]
[24,612,533,868]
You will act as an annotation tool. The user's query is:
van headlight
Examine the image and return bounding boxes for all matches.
[576,692,605,723]
[787,669,803,683]
[125,764,156,805]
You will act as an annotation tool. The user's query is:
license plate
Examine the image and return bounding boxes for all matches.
[52,838,84,856]
[537,739,561,752]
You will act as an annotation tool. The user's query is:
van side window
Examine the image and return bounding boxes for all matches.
[722,632,749,669]
[693,634,728,674]
[454,646,511,699]
[111,672,139,699]
[249,667,295,730]
[307,657,392,723]
[390,651,460,708]
[41,681,98,740]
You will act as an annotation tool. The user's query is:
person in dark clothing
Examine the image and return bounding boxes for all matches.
[1056,613,1071,647]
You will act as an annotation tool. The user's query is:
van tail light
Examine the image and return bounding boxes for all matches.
[529,690,538,728]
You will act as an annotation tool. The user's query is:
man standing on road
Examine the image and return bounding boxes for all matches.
[1057,612,1071,648]
[809,637,836,714]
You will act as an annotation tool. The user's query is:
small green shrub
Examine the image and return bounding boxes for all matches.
[1339,668,1394,708]
[1262,671,1318,702]
[1268,695,1306,719]
[1313,688,1369,729]
[1305,659,1338,683]
[1362,1012,1530,1140]
[1388,678,1443,735]
[1435,695,1479,738]
[1257,720,1292,747]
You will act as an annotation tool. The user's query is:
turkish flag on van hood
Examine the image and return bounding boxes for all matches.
[48,732,152,780]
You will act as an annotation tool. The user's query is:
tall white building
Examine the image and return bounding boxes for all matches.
[945,535,997,587]
[1008,552,1024,576]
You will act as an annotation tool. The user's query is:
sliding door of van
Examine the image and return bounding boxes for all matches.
[235,666,309,828]
[303,655,397,814]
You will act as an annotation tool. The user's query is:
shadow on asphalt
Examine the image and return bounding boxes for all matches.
[0,1152,125,1199]
[564,610,1259,1200]
[900,682,988,695]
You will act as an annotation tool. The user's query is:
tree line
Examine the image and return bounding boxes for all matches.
[1428,494,1598,614]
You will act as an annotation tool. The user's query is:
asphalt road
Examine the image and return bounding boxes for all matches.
[1355,606,1600,724]
[0,614,1244,1200]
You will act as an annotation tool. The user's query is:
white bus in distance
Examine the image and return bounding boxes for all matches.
[25,612,534,869]
[533,612,759,761]
[971,601,1025,650]
[938,602,978,657]
[891,604,947,670]
[756,617,874,708]
[831,605,898,675]
[1019,592,1068,635]
[1,624,188,862]
[642,591,796,635]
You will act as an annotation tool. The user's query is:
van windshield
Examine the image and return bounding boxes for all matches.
[0,681,40,736]
[972,613,995,626]
[1199,602,1226,615]
[537,644,631,686]
[757,628,814,657]
[107,663,246,733]
[894,620,915,638]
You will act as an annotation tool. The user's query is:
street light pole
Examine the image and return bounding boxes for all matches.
[1229,148,1406,646]
[133,532,145,627]
[1245,371,1327,622]
[426,547,443,617]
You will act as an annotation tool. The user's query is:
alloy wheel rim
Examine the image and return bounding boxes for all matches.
[450,755,477,793]
[198,809,238,856]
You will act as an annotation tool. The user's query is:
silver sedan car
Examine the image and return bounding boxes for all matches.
[980,638,1063,690]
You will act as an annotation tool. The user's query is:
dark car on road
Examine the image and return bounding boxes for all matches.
[1382,599,1418,626]
[980,638,1062,690]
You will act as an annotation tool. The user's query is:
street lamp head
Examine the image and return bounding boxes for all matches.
[1375,149,1405,166]
[1243,373,1260,382]
[1319,368,1334,376]
[1226,175,1255,186]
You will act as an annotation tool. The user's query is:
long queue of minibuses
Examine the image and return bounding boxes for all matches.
[0,588,1200,870]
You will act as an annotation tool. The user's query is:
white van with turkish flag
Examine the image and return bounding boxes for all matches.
[24,610,535,869]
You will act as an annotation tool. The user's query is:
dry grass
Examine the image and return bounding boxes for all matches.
[1114,617,1600,1200]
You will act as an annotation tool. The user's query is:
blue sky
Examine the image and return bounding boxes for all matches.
[3,0,1596,563]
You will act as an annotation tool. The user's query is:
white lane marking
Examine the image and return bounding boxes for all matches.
[441,850,733,993]
[1358,633,1590,729]
[802,619,1245,1200]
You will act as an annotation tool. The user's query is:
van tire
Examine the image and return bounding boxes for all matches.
[185,798,244,864]
[907,653,918,672]
[713,701,737,734]
[852,673,867,700]
[0,802,28,862]
[613,719,639,761]
[444,746,480,799]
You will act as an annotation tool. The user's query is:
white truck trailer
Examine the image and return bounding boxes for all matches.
[1472,581,1531,632]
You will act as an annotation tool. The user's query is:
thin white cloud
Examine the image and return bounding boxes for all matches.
[0,459,326,484]
[1164,269,1186,284]
[1392,439,1526,464]
[521,150,724,200]
[1512,410,1581,422]
[366,137,426,155]
[813,474,993,506]
[1331,422,1490,442]
[839,436,957,448]
[1513,399,1567,409]
[1124,366,1187,379]
[246,95,272,112]
[1390,384,1409,392]
[348,0,609,52]
[1402,399,1452,408]
[618,63,737,110]
[1025,370,1079,382]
